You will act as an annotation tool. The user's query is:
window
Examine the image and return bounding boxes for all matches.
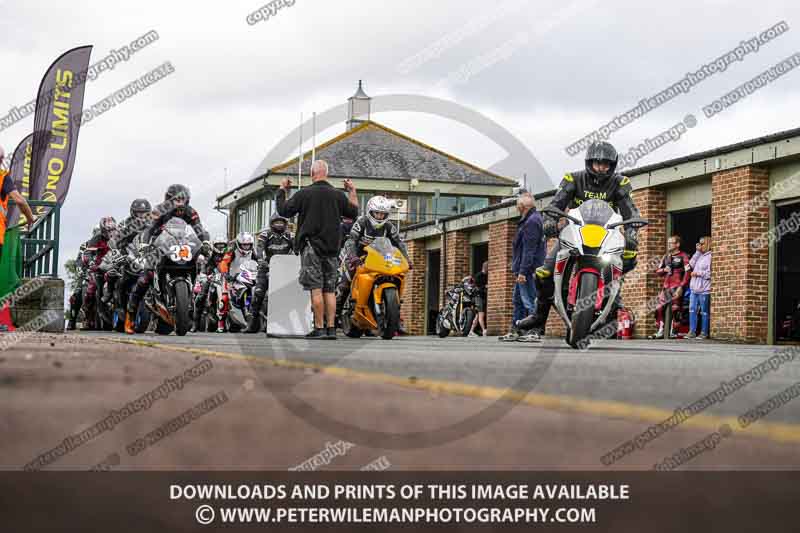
[405,195,489,224]
[460,196,489,213]
[435,196,459,217]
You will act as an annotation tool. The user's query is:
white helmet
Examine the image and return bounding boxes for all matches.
[235,232,254,255]
[366,196,392,230]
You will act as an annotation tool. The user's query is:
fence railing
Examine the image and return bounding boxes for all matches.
[18,200,61,278]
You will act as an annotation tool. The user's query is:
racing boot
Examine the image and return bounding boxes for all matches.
[191,303,203,333]
[244,314,261,333]
[517,298,552,335]
[217,319,226,334]
[124,311,136,335]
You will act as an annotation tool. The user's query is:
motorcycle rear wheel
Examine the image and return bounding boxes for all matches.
[134,300,151,333]
[155,319,173,335]
[460,308,475,337]
[341,306,362,338]
[112,308,125,333]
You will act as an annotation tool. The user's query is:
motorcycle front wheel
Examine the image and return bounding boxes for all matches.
[174,280,192,336]
[569,272,599,349]
[436,314,450,338]
[378,287,400,340]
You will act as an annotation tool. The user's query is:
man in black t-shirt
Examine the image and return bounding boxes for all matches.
[276,159,359,339]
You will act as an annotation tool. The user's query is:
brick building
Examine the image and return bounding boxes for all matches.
[401,127,800,344]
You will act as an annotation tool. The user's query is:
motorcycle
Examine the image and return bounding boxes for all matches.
[68,248,95,330]
[192,272,209,332]
[99,248,130,332]
[67,266,90,330]
[204,271,227,332]
[542,199,648,349]
[143,218,202,336]
[112,237,153,334]
[340,237,409,340]
[436,275,479,338]
[226,259,259,332]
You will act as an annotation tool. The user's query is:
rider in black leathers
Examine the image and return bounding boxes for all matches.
[125,184,210,334]
[518,141,641,335]
[192,236,228,332]
[103,198,152,305]
[335,196,410,314]
[244,213,294,333]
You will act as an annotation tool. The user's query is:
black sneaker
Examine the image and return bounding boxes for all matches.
[305,328,326,339]
[325,327,338,340]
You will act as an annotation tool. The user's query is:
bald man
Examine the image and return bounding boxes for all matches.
[499,193,546,342]
[276,159,359,339]
[0,145,35,261]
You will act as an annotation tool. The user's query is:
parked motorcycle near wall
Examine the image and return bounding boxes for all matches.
[340,237,408,340]
[542,199,648,349]
[436,275,478,338]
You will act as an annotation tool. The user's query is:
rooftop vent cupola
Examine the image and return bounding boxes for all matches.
[346,80,371,131]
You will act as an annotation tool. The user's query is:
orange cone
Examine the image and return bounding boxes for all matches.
[0,303,15,333]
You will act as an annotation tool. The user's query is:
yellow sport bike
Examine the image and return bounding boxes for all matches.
[340,237,409,340]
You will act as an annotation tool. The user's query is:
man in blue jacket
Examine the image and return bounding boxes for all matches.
[499,193,546,342]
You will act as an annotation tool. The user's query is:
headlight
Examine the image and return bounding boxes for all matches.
[579,224,608,248]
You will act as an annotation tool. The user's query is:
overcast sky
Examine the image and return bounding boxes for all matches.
[1,0,798,277]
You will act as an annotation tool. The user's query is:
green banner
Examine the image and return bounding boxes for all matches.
[0,226,21,299]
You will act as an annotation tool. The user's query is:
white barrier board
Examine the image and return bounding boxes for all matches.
[266,255,314,336]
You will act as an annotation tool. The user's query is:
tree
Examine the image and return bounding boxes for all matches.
[64,258,79,292]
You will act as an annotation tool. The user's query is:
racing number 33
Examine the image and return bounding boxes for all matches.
[169,245,193,262]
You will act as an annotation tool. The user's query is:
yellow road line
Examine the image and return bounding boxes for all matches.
[98,336,800,445]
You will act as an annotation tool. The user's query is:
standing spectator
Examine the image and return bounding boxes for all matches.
[687,236,712,339]
[649,235,690,339]
[0,145,35,262]
[499,194,545,342]
[468,261,488,337]
[276,160,359,339]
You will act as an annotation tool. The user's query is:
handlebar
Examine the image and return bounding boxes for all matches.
[541,206,582,226]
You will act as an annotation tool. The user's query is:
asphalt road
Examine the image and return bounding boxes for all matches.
[83,331,800,425]
[3,331,799,470]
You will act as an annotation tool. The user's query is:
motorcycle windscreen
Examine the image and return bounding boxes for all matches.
[266,254,313,337]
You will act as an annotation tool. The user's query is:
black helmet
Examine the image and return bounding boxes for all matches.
[130,198,151,219]
[99,216,117,239]
[269,212,288,233]
[165,184,191,205]
[585,141,618,182]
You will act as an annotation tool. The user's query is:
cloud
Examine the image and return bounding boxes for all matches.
[0,0,797,286]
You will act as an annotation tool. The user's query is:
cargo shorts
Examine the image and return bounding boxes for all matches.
[299,244,339,293]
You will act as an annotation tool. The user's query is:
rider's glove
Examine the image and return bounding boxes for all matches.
[347,256,363,270]
[622,250,638,274]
